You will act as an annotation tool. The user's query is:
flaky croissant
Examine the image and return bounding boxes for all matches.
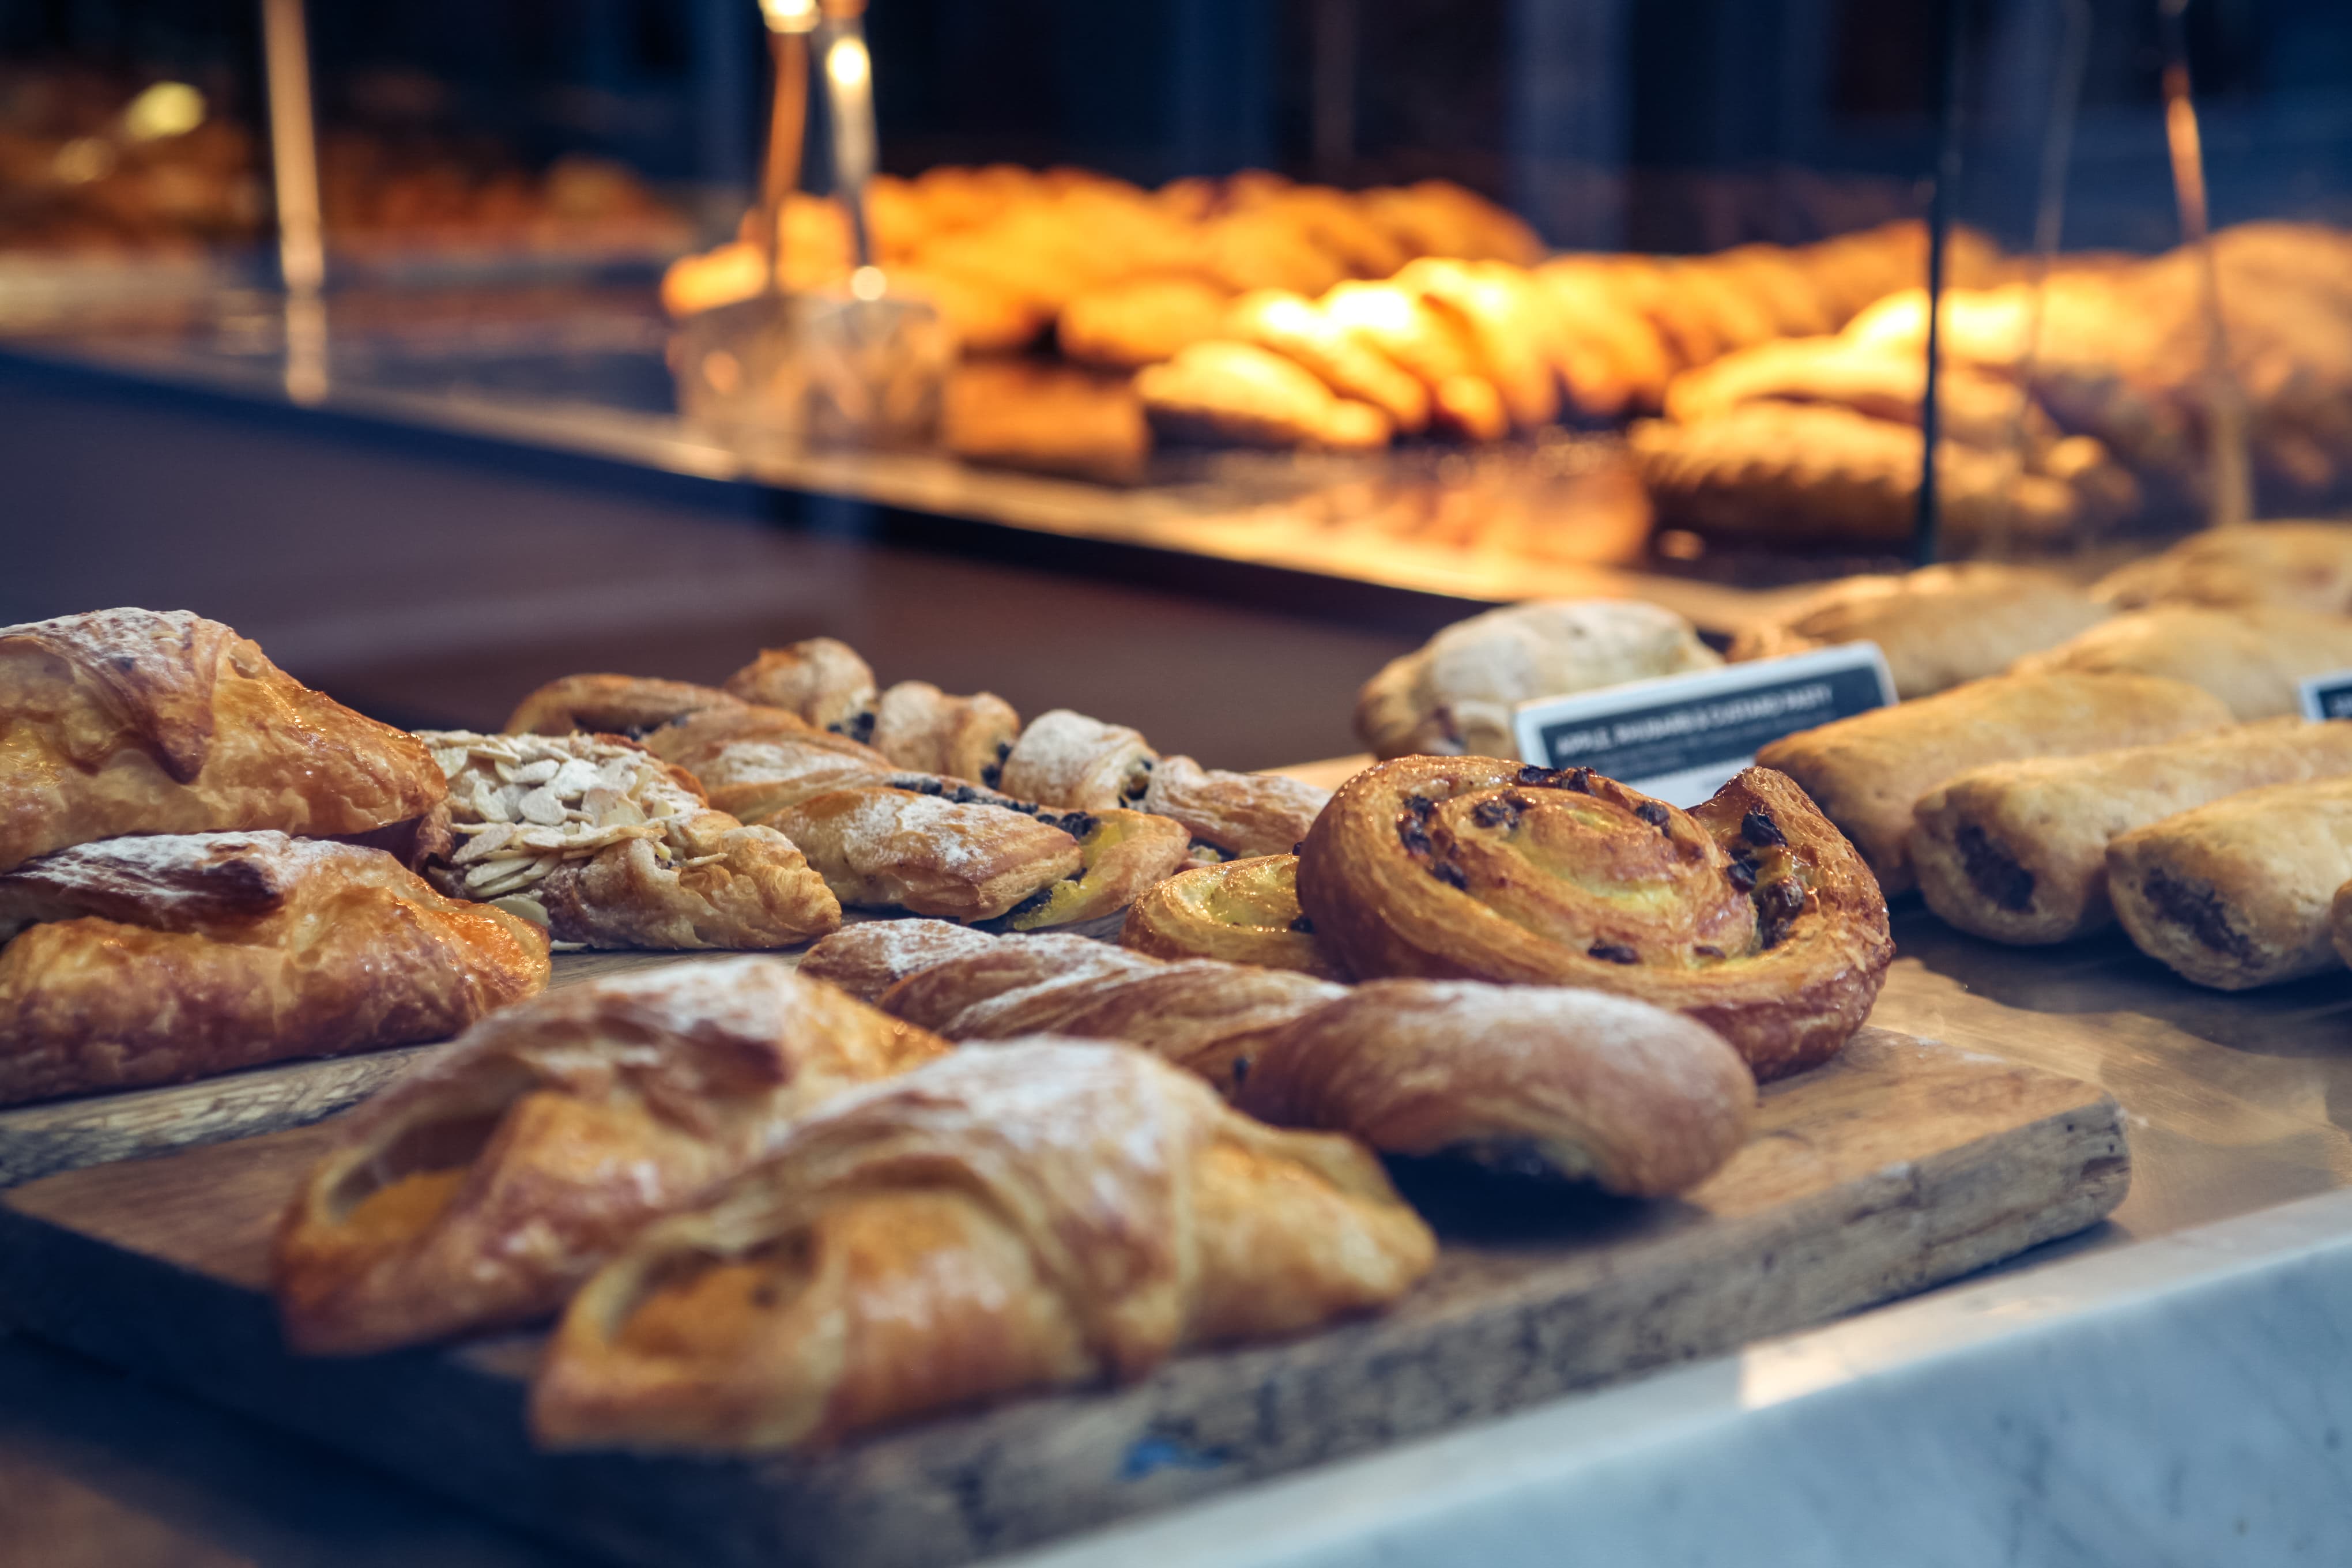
[530,1041,1435,1453]
[1,608,444,872]
[1294,759,1893,1080]
[274,958,948,1354]
[804,920,1757,1197]
[0,832,547,1106]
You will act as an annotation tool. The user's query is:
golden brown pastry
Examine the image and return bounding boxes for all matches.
[998,709,1159,810]
[791,917,1001,1002]
[1139,754,1329,860]
[1755,672,2237,895]
[638,704,896,821]
[501,674,745,740]
[1392,258,1561,432]
[1121,853,1347,978]
[414,732,841,949]
[940,359,1151,484]
[868,680,1021,786]
[1136,340,1393,451]
[1056,276,1234,371]
[0,831,547,1107]
[721,639,879,734]
[1319,280,1510,443]
[2010,606,2352,721]
[1,608,445,872]
[1222,289,1432,434]
[1911,719,2352,944]
[1728,564,2110,700]
[530,1041,1436,1453]
[1355,600,1722,761]
[2107,777,2352,988]
[273,958,947,1354]
[1294,758,1889,1080]
[817,922,1756,1193]
[2094,523,2352,615]
[763,788,1080,924]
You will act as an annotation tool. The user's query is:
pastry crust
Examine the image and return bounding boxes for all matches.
[0,832,548,1107]
[502,674,745,739]
[1355,600,1722,762]
[1223,289,1433,434]
[1136,341,1393,451]
[1755,672,2237,895]
[273,958,947,1354]
[2107,777,2352,988]
[722,640,879,734]
[1294,759,1891,1080]
[1912,719,2352,944]
[416,732,841,949]
[868,680,1021,785]
[2010,606,2352,721]
[0,608,445,872]
[822,925,1757,1195]
[1139,754,1329,860]
[531,1042,1435,1453]
[2094,522,2352,615]
[1121,853,1348,978]
[998,709,1159,811]
[1057,276,1233,371]
[1727,564,2110,700]
[796,917,1000,1002]
[769,787,1085,923]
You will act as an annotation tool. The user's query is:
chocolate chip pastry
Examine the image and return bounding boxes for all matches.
[803,920,1758,1197]
[1292,758,1893,1080]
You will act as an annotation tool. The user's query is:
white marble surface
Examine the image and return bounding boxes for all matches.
[993,1188,2352,1568]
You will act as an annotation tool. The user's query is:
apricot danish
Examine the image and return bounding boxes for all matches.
[1293,757,1892,1079]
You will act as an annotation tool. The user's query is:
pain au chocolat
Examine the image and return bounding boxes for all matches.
[1292,757,1892,1080]
[1,608,444,872]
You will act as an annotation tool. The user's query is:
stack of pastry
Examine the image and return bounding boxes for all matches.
[0,609,549,1105]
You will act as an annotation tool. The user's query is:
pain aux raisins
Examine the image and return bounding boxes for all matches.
[1634,801,1671,828]
[1396,794,1438,855]
[1727,853,1758,891]
[1755,877,1807,946]
[1741,810,1785,848]
[1588,941,1640,964]
[1429,861,1469,889]
[1516,764,1595,793]
[1469,796,1524,830]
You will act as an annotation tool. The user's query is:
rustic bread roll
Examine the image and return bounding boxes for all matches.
[1728,563,2109,700]
[532,1042,1435,1453]
[2094,522,2352,615]
[1121,853,1347,978]
[0,832,548,1107]
[1294,758,1890,1080]
[2010,606,2352,721]
[1911,719,2352,944]
[2108,777,2352,988]
[1355,600,1722,762]
[0,608,446,873]
[274,959,946,1354]
[1755,672,2236,895]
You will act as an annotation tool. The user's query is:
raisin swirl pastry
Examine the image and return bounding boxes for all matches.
[1294,759,1893,1080]
[803,921,1757,1197]
[532,1042,1435,1454]
[1121,853,1347,979]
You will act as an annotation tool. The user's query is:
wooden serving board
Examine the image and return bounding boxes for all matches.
[0,1027,2128,1568]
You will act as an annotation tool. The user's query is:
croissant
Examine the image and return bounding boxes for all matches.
[805,920,1756,1195]
[1120,853,1347,979]
[274,958,948,1354]
[1293,759,1893,1080]
[1,608,445,872]
[530,1041,1436,1453]
[0,832,548,1107]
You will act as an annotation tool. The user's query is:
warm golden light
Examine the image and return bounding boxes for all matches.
[122,81,205,142]
[760,0,818,32]
[849,265,886,301]
[826,35,871,93]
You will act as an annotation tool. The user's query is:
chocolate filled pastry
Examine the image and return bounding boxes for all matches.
[1755,672,2236,895]
[998,709,1160,811]
[808,921,1756,1196]
[530,1042,1437,1453]
[1121,853,1348,979]
[2010,606,2352,721]
[274,958,948,1355]
[1139,754,1330,860]
[416,732,840,949]
[2107,777,2352,989]
[1912,720,2352,945]
[1292,758,1891,1080]
[722,639,880,737]
[0,832,548,1107]
[502,675,746,740]
[868,680,1021,786]
[1728,563,2110,700]
[1,608,446,873]
[1355,600,1721,762]
[2094,522,2352,615]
